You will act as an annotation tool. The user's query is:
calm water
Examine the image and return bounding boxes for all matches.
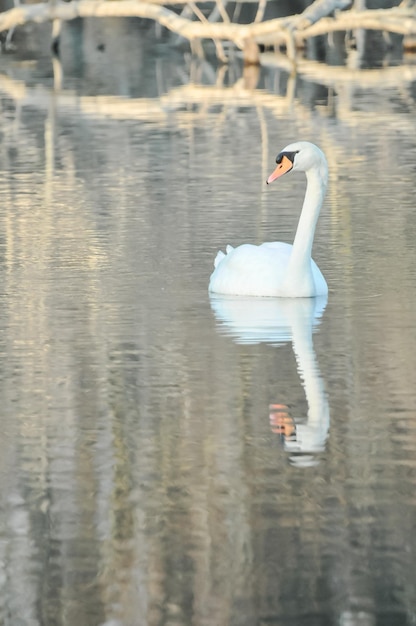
[1,20,416,626]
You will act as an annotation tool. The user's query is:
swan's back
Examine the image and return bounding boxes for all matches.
[209,242,327,297]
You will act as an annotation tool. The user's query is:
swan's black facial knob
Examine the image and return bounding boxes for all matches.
[276,150,299,165]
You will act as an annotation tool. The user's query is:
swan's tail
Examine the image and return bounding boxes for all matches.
[214,245,234,268]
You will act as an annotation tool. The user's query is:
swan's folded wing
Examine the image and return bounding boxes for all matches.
[214,250,226,268]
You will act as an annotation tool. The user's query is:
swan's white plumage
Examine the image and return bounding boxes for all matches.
[209,141,328,298]
[209,241,327,297]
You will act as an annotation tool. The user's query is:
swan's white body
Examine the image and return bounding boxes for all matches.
[209,141,328,298]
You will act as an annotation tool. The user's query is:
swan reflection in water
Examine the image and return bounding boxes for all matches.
[210,295,329,467]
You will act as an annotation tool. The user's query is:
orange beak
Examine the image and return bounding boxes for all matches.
[266,155,293,184]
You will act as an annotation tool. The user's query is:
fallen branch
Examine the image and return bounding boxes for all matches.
[290,0,352,30]
[256,6,416,47]
[0,0,358,47]
[0,0,282,47]
[0,0,415,63]
[300,7,416,39]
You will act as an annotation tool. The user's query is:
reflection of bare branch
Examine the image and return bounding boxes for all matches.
[1,47,416,135]
[0,71,284,118]
[261,52,416,89]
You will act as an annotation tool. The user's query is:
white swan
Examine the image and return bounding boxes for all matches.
[209,141,328,298]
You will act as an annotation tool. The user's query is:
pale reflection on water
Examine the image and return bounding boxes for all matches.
[210,295,329,467]
[1,27,416,626]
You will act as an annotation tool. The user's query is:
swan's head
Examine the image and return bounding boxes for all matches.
[266,141,328,185]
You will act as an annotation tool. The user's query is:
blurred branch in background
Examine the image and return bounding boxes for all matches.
[0,0,415,64]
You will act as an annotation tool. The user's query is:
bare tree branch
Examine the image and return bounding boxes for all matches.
[0,0,284,47]
[0,0,356,42]
[301,0,352,22]
[297,6,416,40]
[253,0,266,24]
[0,0,415,64]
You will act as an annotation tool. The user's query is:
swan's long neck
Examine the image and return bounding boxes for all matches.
[285,166,327,294]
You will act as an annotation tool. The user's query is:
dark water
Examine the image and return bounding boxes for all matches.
[1,19,416,626]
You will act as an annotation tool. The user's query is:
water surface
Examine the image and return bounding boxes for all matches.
[1,23,416,626]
